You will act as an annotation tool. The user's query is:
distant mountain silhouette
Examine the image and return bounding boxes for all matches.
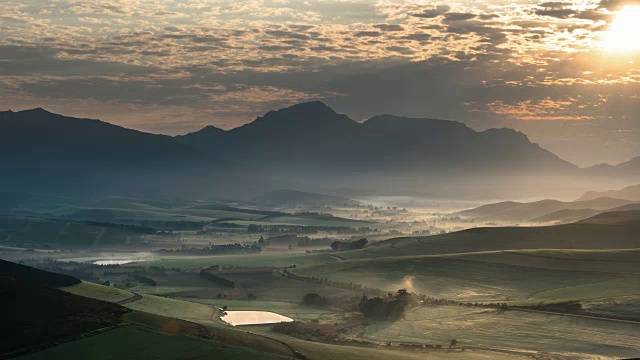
[458,197,636,222]
[584,156,640,179]
[577,183,640,202]
[178,101,577,175]
[0,102,635,199]
[0,108,201,163]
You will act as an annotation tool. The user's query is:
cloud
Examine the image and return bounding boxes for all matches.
[0,0,637,165]
[412,5,451,19]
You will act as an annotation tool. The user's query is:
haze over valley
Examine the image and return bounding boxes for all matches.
[1,1,640,359]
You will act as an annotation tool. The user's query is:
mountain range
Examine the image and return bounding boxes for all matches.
[1,102,638,200]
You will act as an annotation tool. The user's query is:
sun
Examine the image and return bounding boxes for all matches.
[602,6,640,53]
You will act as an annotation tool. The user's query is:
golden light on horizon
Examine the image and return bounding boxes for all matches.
[602,6,640,53]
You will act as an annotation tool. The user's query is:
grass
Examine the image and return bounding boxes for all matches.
[121,294,220,327]
[343,222,640,260]
[63,281,135,303]
[363,305,640,359]
[292,249,640,302]
[15,325,285,360]
[139,252,340,269]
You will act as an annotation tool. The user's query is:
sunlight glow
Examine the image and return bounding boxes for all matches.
[602,6,640,53]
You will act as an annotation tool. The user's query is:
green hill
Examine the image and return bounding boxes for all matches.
[342,221,640,260]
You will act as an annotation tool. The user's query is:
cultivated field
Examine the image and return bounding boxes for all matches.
[364,305,640,359]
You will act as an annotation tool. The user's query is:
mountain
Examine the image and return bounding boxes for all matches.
[577,183,640,202]
[458,197,636,222]
[175,124,226,149]
[178,101,577,175]
[0,102,619,199]
[0,108,201,164]
[0,108,248,199]
[584,156,640,179]
[252,189,361,207]
[529,203,640,224]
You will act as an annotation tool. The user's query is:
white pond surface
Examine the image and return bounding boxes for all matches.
[93,259,143,265]
[221,311,294,326]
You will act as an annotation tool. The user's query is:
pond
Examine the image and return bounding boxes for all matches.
[93,259,143,265]
[220,311,294,326]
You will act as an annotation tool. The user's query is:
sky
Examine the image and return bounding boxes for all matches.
[0,0,639,166]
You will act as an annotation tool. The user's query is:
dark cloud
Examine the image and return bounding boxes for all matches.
[535,8,577,18]
[373,24,405,32]
[444,12,478,21]
[354,31,383,37]
[412,5,451,18]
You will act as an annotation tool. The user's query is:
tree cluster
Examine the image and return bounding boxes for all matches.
[330,238,368,251]
[358,289,411,321]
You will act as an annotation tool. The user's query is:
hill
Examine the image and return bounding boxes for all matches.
[458,197,635,222]
[577,183,640,202]
[253,189,361,207]
[0,215,158,248]
[0,259,127,357]
[579,210,640,225]
[530,203,640,224]
[341,220,640,260]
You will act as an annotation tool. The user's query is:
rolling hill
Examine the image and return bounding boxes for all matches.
[577,183,640,202]
[578,209,640,225]
[252,189,361,207]
[530,203,640,224]
[458,197,636,222]
[0,259,127,357]
[340,219,640,260]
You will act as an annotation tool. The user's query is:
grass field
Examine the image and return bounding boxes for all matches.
[139,252,340,269]
[342,222,640,260]
[63,281,135,302]
[122,294,221,327]
[363,305,640,359]
[292,249,640,302]
[15,325,285,360]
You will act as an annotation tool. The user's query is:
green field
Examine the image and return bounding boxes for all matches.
[343,222,640,260]
[123,294,221,327]
[363,305,640,359]
[292,249,640,302]
[16,325,284,360]
[63,281,135,302]
[139,252,340,269]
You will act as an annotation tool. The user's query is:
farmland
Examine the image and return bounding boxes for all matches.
[364,305,640,359]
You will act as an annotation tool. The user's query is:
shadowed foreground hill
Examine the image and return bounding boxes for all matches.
[342,219,640,260]
[0,260,127,357]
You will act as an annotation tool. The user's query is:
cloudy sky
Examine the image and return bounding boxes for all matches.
[1,0,639,166]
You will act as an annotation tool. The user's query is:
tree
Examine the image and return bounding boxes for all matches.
[450,339,458,348]
[247,293,257,300]
[303,293,328,306]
